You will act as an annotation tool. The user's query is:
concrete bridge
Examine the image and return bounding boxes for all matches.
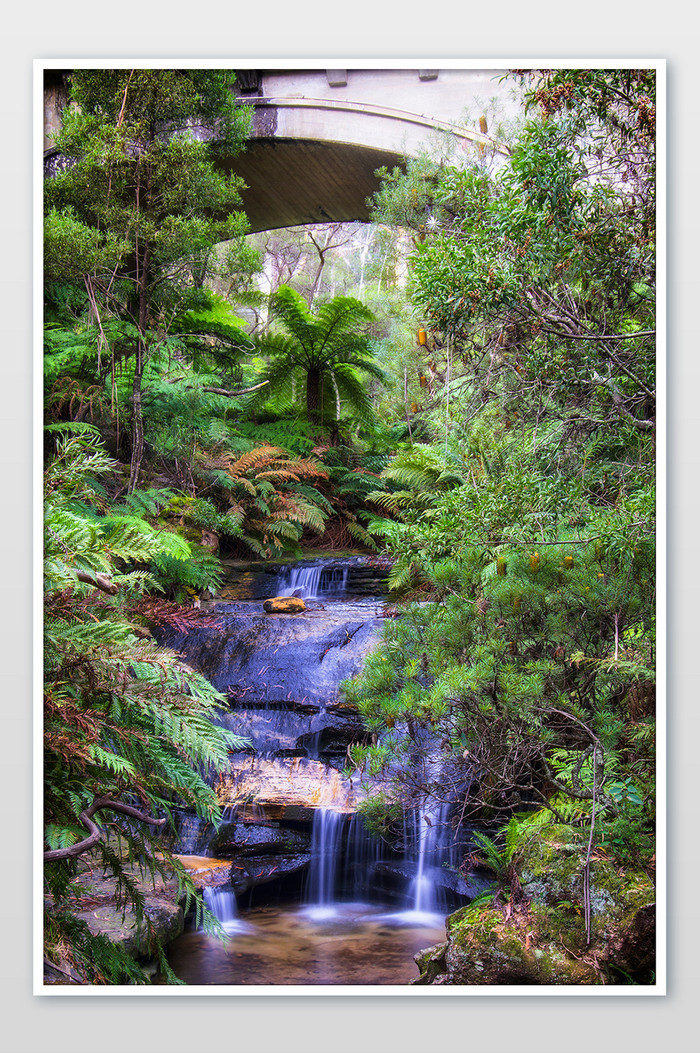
[44,67,519,232]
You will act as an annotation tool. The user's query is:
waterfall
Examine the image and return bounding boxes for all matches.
[276,563,349,600]
[304,808,345,917]
[408,812,438,915]
[156,557,474,927]
[202,887,245,933]
[346,813,384,900]
[404,800,455,918]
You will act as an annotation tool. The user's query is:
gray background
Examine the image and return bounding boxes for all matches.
[4,8,694,1052]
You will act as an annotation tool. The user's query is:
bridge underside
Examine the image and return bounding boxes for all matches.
[221,139,405,232]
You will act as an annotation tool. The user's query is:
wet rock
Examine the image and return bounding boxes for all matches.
[229,852,311,894]
[154,606,381,706]
[373,859,491,903]
[214,555,392,602]
[209,821,311,858]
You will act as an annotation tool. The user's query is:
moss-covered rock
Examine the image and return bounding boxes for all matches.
[413,823,655,986]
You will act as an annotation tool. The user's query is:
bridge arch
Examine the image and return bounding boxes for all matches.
[44,67,517,233]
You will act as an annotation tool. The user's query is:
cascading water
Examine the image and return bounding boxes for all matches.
[155,556,477,985]
[405,803,453,918]
[304,808,346,918]
[202,887,249,934]
[346,813,384,900]
[276,562,349,600]
[408,816,435,916]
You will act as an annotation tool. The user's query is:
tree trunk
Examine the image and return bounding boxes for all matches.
[128,243,151,493]
[128,341,145,494]
[306,366,322,424]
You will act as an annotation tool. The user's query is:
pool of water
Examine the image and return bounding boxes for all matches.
[156,901,446,987]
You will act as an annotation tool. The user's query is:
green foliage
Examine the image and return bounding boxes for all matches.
[185,442,333,558]
[151,547,224,600]
[44,68,255,491]
[471,828,515,880]
[44,909,152,985]
[348,70,656,876]
[251,285,388,426]
[43,431,250,983]
[354,795,404,842]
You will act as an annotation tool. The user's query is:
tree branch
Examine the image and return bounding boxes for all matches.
[74,570,119,595]
[44,795,166,862]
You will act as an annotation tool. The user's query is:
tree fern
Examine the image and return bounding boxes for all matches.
[251,285,387,426]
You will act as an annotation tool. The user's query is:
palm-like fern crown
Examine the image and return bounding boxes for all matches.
[269,285,377,368]
[254,286,388,424]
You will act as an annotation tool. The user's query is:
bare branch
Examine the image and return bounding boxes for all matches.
[44,795,166,863]
[74,570,119,595]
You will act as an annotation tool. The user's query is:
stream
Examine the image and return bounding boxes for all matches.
[153,556,486,987]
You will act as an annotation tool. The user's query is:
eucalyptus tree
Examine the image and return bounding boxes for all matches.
[44,68,253,490]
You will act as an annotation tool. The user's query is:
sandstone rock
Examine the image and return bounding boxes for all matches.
[263,595,306,613]
[217,755,362,821]
[172,854,233,890]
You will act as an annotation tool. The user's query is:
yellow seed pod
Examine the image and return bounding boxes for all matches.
[497,557,507,576]
[418,328,427,346]
[410,401,419,414]
[530,552,540,572]
[564,555,574,569]
[386,716,395,729]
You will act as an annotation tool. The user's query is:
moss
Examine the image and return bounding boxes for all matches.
[422,824,656,986]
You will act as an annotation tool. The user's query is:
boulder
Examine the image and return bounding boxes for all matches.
[411,823,656,986]
[209,820,311,858]
[46,852,185,965]
[263,595,306,613]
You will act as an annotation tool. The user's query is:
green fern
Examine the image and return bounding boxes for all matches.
[44,430,249,984]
